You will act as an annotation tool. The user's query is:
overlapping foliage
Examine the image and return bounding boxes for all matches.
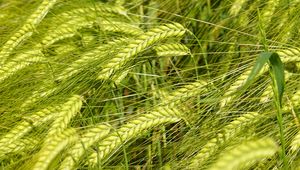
[1,0,300,169]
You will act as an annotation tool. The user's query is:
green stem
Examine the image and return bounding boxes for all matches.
[274,99,288,169]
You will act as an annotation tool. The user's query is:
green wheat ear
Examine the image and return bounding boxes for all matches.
[87,106,183,166]
[59,124,111,170]
[0,50,44,83]
[154,43,190,57]
[32,128,77,170]
[0,106,57,159]
[55,37,128,82]
[97,22,186,81]
[229,0,248,16]
[190,112,262,168]
[45,95,82,143]
[0,0,58,64]
[208,138,278,170]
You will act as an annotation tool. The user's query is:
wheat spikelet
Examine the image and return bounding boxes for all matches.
[55,38,128,81]
[161,80,207,107]
[154,43,190,56]
[220,64,268,108]
[0,50,44,83]
[190,112,261,168]
[260,0,279,27]
[97,22,186,80]
[0,107,57,158]
[229,0,248,16]
[0,0,57,64]
[208,138,278,170]
[283,88,300,112]
[40,18,94,48]
[59,3,127,20]
[20,87,58,111]
[97,20,143,35]
[59,124,111,170]
[88,106,183,166]
[44,95,82,143]
[32,128,77,170]
[291,130,300,152]
[277,48,300,63]
[1,138,39,158]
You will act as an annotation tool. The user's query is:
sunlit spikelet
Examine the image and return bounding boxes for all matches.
[0,0,57,63]
[32,128,77,170]
[97,23,186,80]
[88,106,183,166]
[154,43,190,56]
[190,112,261,168]
[208,138,278,170]
[59,124,111,170]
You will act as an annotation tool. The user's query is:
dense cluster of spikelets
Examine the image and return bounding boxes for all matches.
[1,0,300,169]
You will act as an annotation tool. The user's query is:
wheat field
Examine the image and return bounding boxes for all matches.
[0,0,300,169]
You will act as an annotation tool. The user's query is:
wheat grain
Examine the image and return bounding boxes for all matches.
[59,124,111,170]
[88,106,183,166]
[283,88,300,112]
[291,130,300,152]
[97,20,143,35]
[260,0,279,27]
[20,87,58,111]
[208,138,277,170]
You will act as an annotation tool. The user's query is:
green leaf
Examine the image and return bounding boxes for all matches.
[242,52,285,106]
[269,53,285,106]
